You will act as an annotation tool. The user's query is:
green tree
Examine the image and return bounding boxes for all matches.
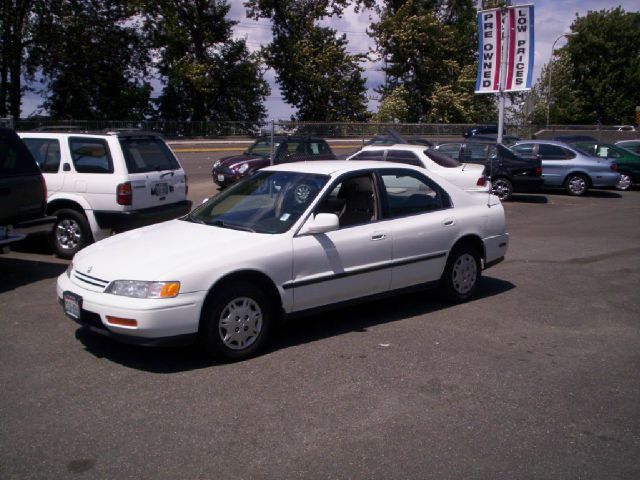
[245,0,371,122]
[373,84,411,122]
[0,0,34,119]
[531,7,640,125]
[28,0,152,119]
[145,0,269,124]
[371,0,495,122]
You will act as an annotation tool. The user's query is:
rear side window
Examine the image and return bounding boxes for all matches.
[351,150,385,161]
[386,150,423,167]
[0,129,40,176]
[22,138,61,173]
[119,137,180,173]
[380,170,450,218]
[538,144,574,160]
[435,144,462,159]
[309,141,331,155]
[69,137,113,173]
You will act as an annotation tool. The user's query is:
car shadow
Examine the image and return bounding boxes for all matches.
[543,188,622,199]
[0,257,67,293]
[508,193,549,204]
[73,276,515,373]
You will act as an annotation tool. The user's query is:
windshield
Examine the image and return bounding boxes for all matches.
[246,139,279,156]
[119,136,180,173]
[185,171,329,234]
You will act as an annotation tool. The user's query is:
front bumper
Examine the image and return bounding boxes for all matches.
[212,169,242,187]
[57,272,205,345]
[94,200,192,231]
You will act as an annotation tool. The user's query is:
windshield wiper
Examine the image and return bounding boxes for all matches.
[210,219,256,232]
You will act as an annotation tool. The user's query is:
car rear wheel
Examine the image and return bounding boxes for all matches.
[200,281,273,361]
[616,172,632,191]
[440,246,481,303]
[491,177,513,201]
[565,173,589,196]
[50,209,92,259]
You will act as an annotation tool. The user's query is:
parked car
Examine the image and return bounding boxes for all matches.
[212,135,336,188]
[0,128,56,248]
[511,140,619,196]
[433,141,543,201]
[571,141,640,191]
[57,160,509,361]
[463,125,501,138]
[615,140,640,155]
[466,134,520,145]
[18,130,192,258]
[551,135,597,143]
[346,145,489,194]
[365,129,433,147]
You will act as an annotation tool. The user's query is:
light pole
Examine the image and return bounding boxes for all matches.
[546,33,577,126]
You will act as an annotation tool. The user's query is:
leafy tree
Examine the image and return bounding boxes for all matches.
[0,0,34,119]
[245,0,371,122]
[145,0,269,124]
[373,84,411,122]
[371,0,495,123]
[27,0,152,119]
[530,7,640,125]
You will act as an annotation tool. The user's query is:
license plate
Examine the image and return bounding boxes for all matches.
[152,182,169,196]
[217,174,225,183]
[63,291,82,320]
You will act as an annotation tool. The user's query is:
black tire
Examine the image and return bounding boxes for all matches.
[616,172,633,191]
[440,245,481,303]
[50,209,93,259]
[491,177,513,201]
[200,281,273,361]
[564,173,589,196]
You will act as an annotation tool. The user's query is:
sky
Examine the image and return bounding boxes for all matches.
[20,0,640,120]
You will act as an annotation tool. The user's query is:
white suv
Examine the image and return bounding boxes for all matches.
[18,130,192,258]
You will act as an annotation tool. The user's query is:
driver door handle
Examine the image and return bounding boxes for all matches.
[443,218,456,226]
[371,233,386,241]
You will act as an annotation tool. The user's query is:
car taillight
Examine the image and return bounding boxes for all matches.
[476,176,487,186]
[41,174,47,205]
[610,162,617,172]
[117,182,132,205]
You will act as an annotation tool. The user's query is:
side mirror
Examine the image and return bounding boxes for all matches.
[298,213,339,235]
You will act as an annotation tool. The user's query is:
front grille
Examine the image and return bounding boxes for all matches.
[73,270,109,290]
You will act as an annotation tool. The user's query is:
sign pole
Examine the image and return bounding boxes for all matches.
[497,7,510,144]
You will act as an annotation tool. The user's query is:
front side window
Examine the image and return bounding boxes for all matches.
[538,144,570,160]
[380,170,449,218]
[22,138,61,173]
[246,139,275,156]
[314,174,377,228]
[119,137,180,173]
[69,137,113,173]
[187,171,329,234]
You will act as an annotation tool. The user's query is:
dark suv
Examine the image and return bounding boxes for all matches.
[0,128,55,248]
[433,141,543,201]
[212,136,336,188]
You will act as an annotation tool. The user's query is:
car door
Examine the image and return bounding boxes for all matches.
[290,172,392,311]
[377,169,459,289]
[536,144,576,186]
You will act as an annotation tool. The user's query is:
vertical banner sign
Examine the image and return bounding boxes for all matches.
[475,8,502,94]
[505,5,535,92]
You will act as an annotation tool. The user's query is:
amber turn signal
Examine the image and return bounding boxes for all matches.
[106,316,138,327]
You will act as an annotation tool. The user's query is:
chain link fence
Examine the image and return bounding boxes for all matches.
[13,118,638,142]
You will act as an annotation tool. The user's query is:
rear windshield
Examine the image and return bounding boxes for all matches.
[0,129,40,176]
[119,136,180,173]
[424,149,461,168]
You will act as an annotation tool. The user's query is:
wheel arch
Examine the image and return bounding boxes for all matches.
[198,269,284,333]
[47,197,89,217]
[564,170,592,187]
[450,234,486,264]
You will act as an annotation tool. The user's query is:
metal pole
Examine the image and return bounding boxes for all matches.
[497,7,509,144]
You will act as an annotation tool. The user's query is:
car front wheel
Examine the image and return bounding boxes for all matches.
[200,281,273,361]
[50,209,92,259]
[565,173,589,196]
[440,246,481,303]
[616,172,632,191]
[491,177,513,201]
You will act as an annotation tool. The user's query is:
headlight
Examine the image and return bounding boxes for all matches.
[213,160,221,168]
[105,280,180,299]
[237,163,250,174]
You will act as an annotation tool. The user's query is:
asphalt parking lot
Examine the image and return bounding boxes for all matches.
[1,145,639,479]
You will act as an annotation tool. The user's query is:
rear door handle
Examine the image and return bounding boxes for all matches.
[371,233,386,241]
[443,218,456,226]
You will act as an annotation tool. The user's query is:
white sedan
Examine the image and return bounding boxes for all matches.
[57,161,509,361]
[346,144,490,194]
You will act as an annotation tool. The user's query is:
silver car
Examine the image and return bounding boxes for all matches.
[511,141,619,196]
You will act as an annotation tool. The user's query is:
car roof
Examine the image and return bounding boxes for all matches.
[18,129,163,139]
[358,144,426,152]
[261,160,425,176]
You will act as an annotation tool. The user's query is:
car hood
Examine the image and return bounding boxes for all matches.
[215,154,268,169]
[72,219,277,284]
